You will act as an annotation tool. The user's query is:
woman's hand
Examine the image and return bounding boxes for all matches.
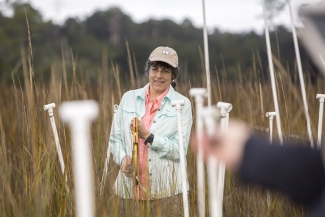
[121,155,133,177]
[130,118,150,140]
[138,120,151,140]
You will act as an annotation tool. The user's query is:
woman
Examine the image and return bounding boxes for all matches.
[109,46,193,215]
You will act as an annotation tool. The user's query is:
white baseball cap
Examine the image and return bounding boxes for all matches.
[148,46,178,67]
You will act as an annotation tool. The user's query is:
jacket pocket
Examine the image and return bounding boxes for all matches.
[158,109,177,118]
[122,106,140,122]
[122,106,139,115]
[121,106,139,143]
[154,110,178,137]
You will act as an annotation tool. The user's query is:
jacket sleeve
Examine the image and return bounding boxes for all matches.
[109,97,127,166]
[149,99,193,161]
[238,136,325,206]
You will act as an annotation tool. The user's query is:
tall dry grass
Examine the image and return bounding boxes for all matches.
[1,45,324,216]
[1,18,325,216]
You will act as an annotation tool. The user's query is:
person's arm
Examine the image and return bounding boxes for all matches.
[191,119,325,207]
[109,98,135,177]
[151,100,192,161]
[238,136,325,206]
[109,99,127,166]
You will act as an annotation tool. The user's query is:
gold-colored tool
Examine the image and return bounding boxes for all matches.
[131,117,149,200]
[131,117,139,197]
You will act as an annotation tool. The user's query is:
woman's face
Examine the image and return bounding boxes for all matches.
[149,65,172,95]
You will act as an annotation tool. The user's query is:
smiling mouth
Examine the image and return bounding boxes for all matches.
[154,80,164,84]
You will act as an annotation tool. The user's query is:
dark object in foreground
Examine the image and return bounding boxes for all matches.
[238,136,325,217]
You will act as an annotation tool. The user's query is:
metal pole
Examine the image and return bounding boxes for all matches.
[262,0,283,144]
[266,112,276,143]
[202,0,212,107]
[287,0,314,147]
[60,100,98,217]
[171,100,189,217]
[190,88,207,217]
[317,94,325,148]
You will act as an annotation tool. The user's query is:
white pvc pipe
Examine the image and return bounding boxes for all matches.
[60,100,99,217]
[217,102,232,131]
[217,102,232,117]
[317,94,325,148]
[189,88,207,217]
[287,0,314,147]
[216,102,232,214]
[265,111,276,206]
[216,160,225,216]
[201,0,212,107]
[44,103,66,175]
[100,104,119,195]
[201,106,221,217]
[262,0,283,144]
[319,54,325,69]
[171,100,189,217]
[266,112,277,143]
[225,113,229,130]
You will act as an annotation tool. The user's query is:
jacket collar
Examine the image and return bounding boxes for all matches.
[135,83,174,101]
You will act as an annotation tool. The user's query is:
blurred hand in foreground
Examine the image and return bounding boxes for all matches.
[191,119,252,170]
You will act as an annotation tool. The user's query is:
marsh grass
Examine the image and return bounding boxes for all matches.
[1,15,325,216]
[1,45,324,216]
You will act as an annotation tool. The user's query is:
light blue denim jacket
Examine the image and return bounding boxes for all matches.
[109,84,193,199]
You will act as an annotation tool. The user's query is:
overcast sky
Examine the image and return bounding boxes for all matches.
[17,0,322,33]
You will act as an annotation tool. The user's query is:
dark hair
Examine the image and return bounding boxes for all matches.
[144,60,180,89]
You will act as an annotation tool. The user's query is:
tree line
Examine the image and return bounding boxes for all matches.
[0,2,319,86]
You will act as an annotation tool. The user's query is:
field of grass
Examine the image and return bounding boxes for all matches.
[0,36,324,217]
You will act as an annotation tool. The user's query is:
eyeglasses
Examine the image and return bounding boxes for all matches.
[150,67,172,75]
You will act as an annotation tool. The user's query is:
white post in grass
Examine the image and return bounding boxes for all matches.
[171,100,189,217]
[316,94,325,148]
[201,0,212,107]
[286,0,314,147]
[265,111,276,206]
[217,102,232,131]
[190,88,207,217]
[216,101,232,215]
[266,112,277,143]
[201,106,221,217]
[262,0,283,144]
[60,100,99,217]
[43,103,66,176]
[100,104,119,195]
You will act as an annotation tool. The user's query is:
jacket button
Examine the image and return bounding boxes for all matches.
[158,109,160,111]
[153,120,156,123]
[150,173,152,176]
[149,159,151,161]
